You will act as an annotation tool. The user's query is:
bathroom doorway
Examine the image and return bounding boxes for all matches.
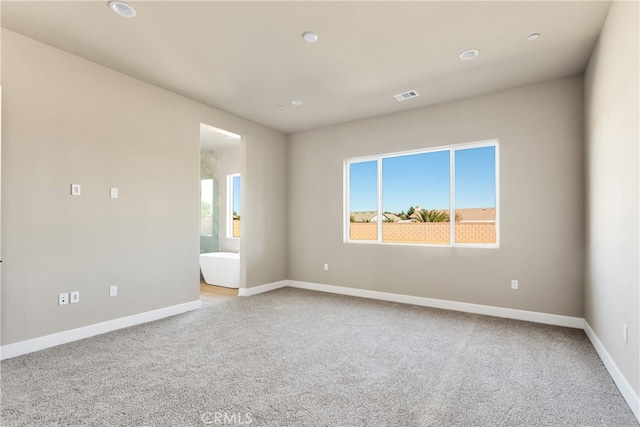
[199,123,242,301]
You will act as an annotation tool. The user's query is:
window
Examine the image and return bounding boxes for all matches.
[345,140,498,247]
[200,179,214,237]
[227,174,241,238]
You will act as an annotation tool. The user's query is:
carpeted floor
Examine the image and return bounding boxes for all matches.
[1,288,637,426]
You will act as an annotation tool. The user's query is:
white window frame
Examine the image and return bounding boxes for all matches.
[226,173,240,239]
[344,139,500,248]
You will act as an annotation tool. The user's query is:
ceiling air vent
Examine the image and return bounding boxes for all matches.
[394,90,419,102]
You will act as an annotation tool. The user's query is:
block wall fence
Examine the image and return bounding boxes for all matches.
[349,222,496,244]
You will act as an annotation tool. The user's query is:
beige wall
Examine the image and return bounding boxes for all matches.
[1,30,287,345]
[584,0,639,397]
[288,76,585,317]
[244,124,288,287]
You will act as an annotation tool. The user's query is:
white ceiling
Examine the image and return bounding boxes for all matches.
[1,1,612,134]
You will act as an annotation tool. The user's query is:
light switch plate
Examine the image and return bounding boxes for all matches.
[110,188,118,198]
[71,184,81,196]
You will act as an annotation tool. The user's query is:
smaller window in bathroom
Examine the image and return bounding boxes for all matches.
[200,179,214,237]
[227,174,241,238]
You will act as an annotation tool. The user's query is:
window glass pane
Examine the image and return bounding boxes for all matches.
[382,151,450,244]
[200,179,214,237]
[349,161,378,240]
[232,175,241,238]
[455,146,496,244]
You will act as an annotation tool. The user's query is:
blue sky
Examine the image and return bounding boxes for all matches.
[349,146,496,213]
[233,175,241,214]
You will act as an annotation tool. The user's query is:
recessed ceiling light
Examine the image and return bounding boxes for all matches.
[459,49,480,61]
[528,33,540,41]
[276,105,284,109]
[291,99,304,106]
[302,32,319,43]
[109,1,136,18]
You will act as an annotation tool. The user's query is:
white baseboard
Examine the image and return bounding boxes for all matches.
[0,300,201,361]
[287,280,585,329]
[238,280,288,297]
[584,321,640,421]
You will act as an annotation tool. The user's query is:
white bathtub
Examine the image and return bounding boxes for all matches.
[199,252,240,288]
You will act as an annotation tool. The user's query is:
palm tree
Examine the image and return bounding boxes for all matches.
[411,209,450,222]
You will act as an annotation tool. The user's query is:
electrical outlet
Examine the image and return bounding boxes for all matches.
[109,285,118,297]
[623,324,628,343]
[58,293,69,305]
[511,279,518,290]
[324,263,329,271]
[70,291,80,304]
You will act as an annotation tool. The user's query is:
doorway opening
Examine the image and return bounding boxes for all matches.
[199,123,242,301]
